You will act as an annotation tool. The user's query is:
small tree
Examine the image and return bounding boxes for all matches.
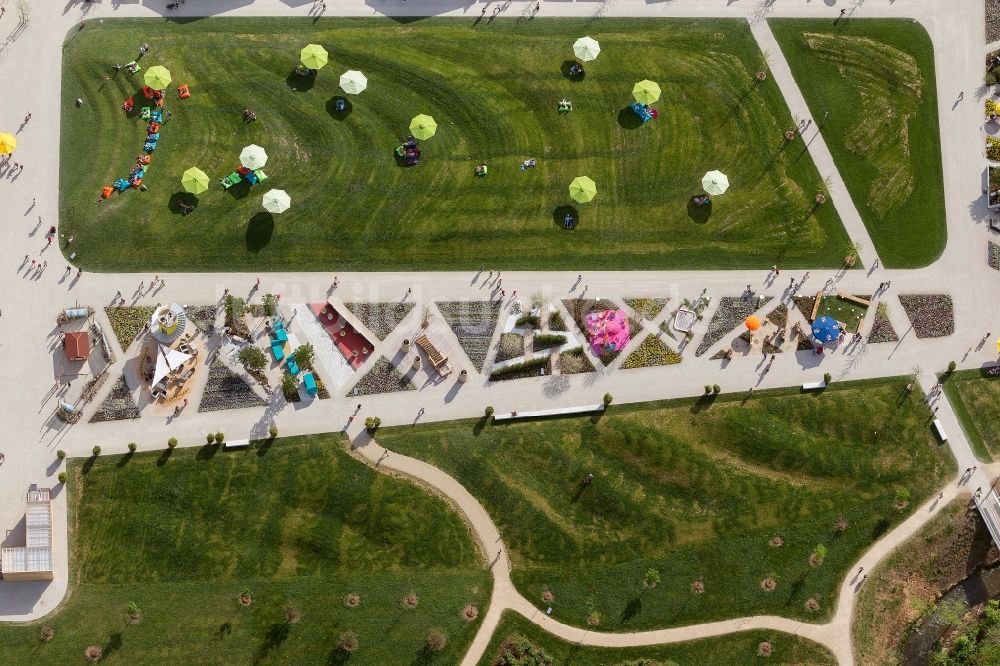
[894,487,911,510]
[337,631,359,653]
[365,416,382,433]
[261,293,279,317]
[281,373,298,398]
[207,433,216,444]
[485,405,494,417]
[603,393,613,406]
[425,628,448,652]
[293,343,315,370]
[283,602,302,625]
[238,346,267,372]
[823,372,832,384]
[84,645,103,662]
[92,445,101,457]
[167,437,178,449]
[57,450,66,460]
[712,384,721,394]
[704,385,712,394]
[269,425,278,439]
[224,294,246,321]
[128,442,137,453]
[215,432,225,445]
[238,589,254,606]
[643,568,661,589]
[810,544,827,567]
[126,601,142,624]
[39,625,55,642]
[947,360,957,373]
[58,472,67,484]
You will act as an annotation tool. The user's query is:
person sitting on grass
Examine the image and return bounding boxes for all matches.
[474,163,488,177]
[558,99,573,113]
[693,194,711,206]
[519,158,537,171]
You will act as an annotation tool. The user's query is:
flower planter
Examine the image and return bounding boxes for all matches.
[412,356,422,369]
[402,338,411,352]
[459,369,468,383]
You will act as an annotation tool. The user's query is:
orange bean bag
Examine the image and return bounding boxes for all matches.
[178,84,190,99]
[102,187,113,199]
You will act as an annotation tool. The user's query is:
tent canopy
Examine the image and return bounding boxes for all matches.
[152,343,193,386]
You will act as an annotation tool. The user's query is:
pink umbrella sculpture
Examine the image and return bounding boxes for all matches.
[585,309,631,356]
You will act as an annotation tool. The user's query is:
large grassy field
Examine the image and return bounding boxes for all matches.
[377,379,955,631]
[0,435,491,664]
[60,18,851,272]
[769,19,946,268]
[942,368,1000,463]
[479,610,836,665]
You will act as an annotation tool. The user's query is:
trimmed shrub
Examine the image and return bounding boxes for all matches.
[127,442,137,452]
[214,432,225,444]
[603,393,613,405]
[56,450,66,460]
[58,472,67,484]
[92,445,101,456]
[167,437,178,449]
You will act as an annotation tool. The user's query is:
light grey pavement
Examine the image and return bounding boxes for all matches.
[0,1,997,665]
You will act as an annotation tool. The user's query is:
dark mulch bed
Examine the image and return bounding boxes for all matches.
[198,360,267,412]
[348,357,416,396]
[89,376,140,423]
[898,294,954,338]
[184,305,218,334]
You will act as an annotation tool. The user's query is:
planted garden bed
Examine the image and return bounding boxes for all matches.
[621,335,682,369]
[532,333,567,352]
[558,347,595,375]
[696,296,772,356]
[867,303,900,343]
[792,294,818,320]
[344,302,415,340]
[548,310,568,331]
[623,297,669,321]
[437,301,503,372]
[349,357,416,396]
[898,294,954,338]
[495,332,525,363]
[489,356,551,382]
[104,306,155,351]
[198,360,267,412]
[184,305,217,334]
[765,303,788,329]
[88,376,140,423]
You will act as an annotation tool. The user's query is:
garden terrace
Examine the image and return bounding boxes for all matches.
[0,435,490,664]
[481,611,836,665]
[60,18,850,272]
[377,378,955,631]
[770,19,946,267]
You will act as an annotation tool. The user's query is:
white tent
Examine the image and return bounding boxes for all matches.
[152,344,193,387]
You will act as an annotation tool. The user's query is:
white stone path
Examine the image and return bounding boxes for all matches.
[0,1,996,665]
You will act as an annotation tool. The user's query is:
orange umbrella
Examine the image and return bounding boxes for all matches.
[745,315,761,331]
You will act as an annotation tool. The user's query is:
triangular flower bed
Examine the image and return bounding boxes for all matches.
[198,360,267,412]
[867,303,900,343]
[184,305,217,334]
[621,335,682,369]
[348,357,416,396]
[436,301,503,372]
[898,294,953,338]
[561,298,639,366]
[623,297,669,321]
[696,296,772,356]
[344,302,415,341]
[89,376,140,423]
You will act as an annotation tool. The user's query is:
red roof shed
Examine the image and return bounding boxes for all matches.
[64,332,90,362]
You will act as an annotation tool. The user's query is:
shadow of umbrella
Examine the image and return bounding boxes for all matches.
[616,107,643,130]
[686,197,712,224]
[167,191,199,215]
[560,60,586,82]
[246,212,274,253]
[285,69,316,92]
[325,96,353,120]
[552,205,580,230]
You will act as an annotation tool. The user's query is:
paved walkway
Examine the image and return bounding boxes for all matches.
[0,1,996,665]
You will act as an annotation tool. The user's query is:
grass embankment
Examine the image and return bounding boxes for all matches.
[770,19,946,267]
[378,378,955,631]
[942,368,1000,463]
[0,435,491,664]
[478,610,837,665]
[61,18,849,272]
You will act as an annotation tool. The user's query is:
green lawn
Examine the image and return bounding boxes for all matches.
[769,19,946,268]
[942,368,1000,463]
[61,18,850,272]
[377,379,955,631]
[479,610,836,665]
[0,435,491,664]
[814,294,869,333]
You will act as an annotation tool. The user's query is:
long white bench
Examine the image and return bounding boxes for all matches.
[224,439,250,450]
[493,404,605,422]
[932,419,948,442]
[801,381,827,391]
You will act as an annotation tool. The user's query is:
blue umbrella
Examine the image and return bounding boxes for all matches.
[811,316,841,342]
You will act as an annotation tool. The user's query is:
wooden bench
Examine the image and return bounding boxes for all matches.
[415,335,452,377]
[801,381,826,391]
[836,291,871,307]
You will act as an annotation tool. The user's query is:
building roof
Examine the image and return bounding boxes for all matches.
[64,331,90,361]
